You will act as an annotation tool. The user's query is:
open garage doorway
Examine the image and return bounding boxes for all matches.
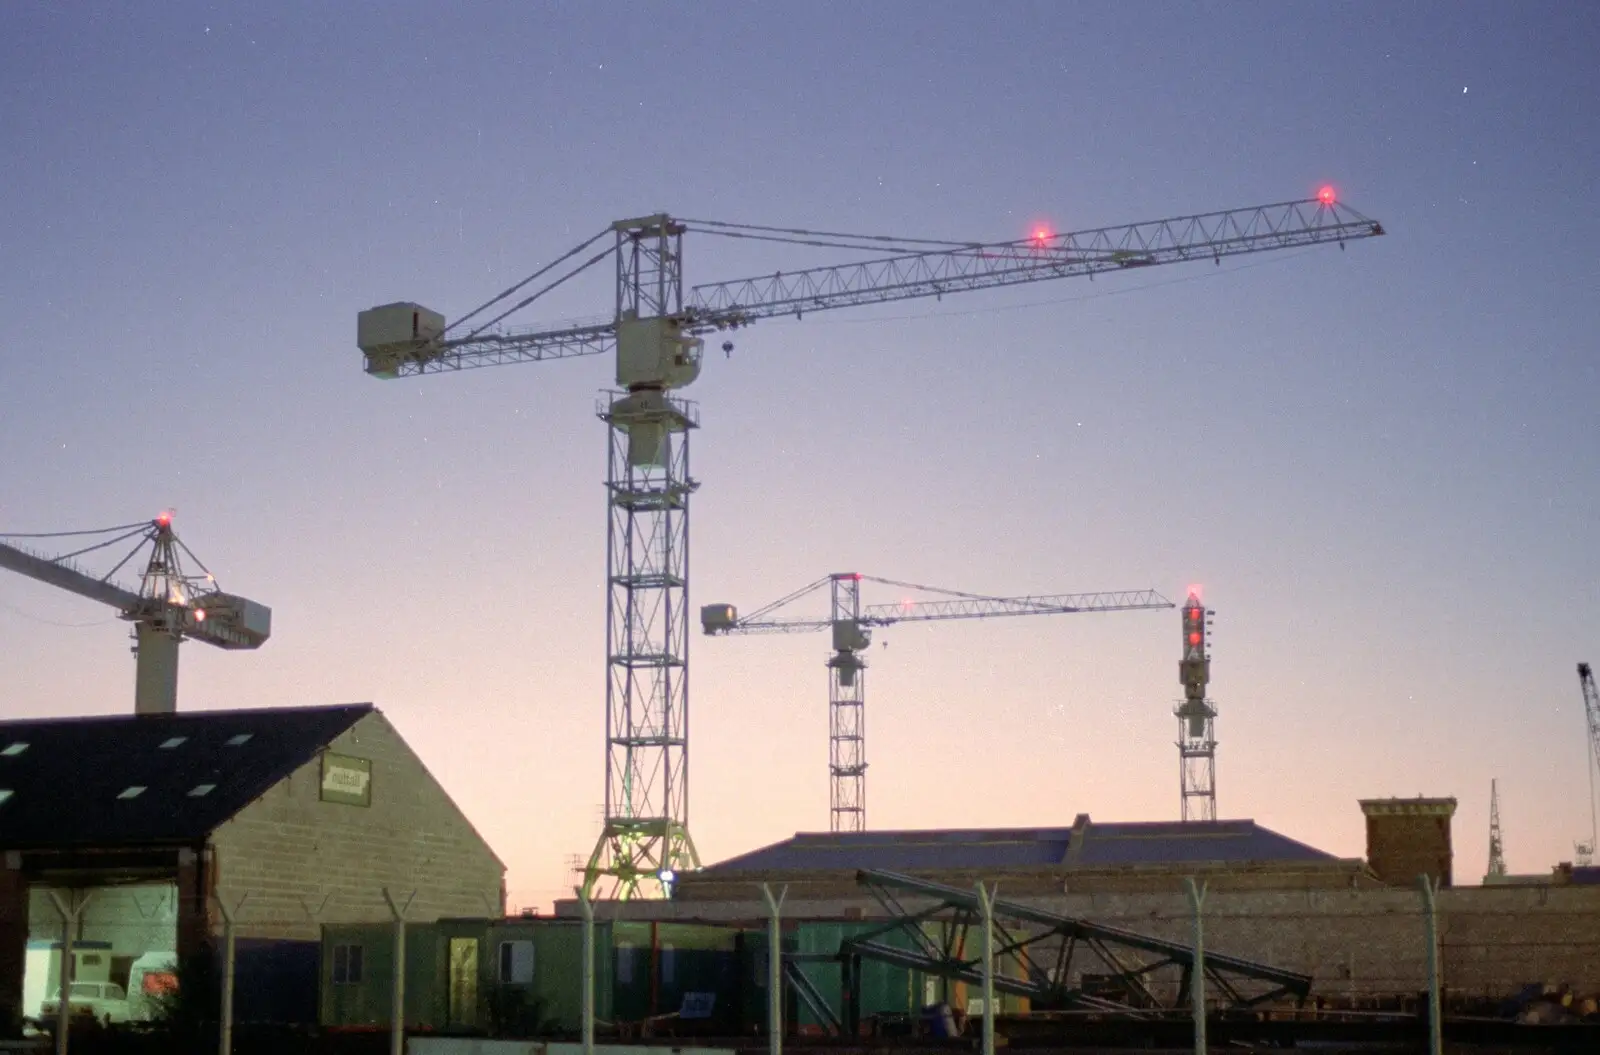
[23,882,177,1029]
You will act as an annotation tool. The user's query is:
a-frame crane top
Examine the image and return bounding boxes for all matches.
[357,189,1385,898]
[0,514,271,715]
[703,573,1171,832]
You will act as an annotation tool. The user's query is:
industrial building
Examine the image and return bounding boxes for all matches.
[553,799,1600,1002]
[0,703,503,1027]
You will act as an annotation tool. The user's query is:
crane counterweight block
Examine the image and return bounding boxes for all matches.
[358,301,447,378]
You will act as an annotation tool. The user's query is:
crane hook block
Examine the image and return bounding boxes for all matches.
[617,316,703,391]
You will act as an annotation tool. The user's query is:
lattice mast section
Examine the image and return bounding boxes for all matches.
[584,216,705,898]
[1487,778,1507,878]
[1176,590,1217,822]
[827,574,869,832]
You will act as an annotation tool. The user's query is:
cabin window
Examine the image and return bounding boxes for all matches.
[332,944,364,985]
[498,940,534,984]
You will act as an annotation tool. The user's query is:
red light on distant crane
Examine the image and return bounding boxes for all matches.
[156,511,172,527]
[1317,185,1337,206]
[1188,631,1202,646]
[1031,225,1052,245]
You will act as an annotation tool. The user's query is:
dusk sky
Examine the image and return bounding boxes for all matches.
[3,2,1598,911]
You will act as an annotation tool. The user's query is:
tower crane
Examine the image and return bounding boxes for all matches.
[0,514,270,715]
[355,190,1385,898]
[1576,662,1600,866]
[1176,589,1218,821]
[701,573,1171,832]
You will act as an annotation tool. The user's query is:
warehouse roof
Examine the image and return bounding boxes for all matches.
[703,817,1336,874]
[0,704,372,848]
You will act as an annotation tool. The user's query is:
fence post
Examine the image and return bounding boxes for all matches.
[382,888,416,1055]
[576,886,595,1055]
[974,882,997,1055]
[46,889,92,1055]
[1418,874,1443,1055]
[760,884,788,1055]
[1183,878,1208,1055]
[215,893,247,1055]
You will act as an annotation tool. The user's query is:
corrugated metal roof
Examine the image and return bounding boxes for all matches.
[0,704,372,848]
[703,818,1335,874]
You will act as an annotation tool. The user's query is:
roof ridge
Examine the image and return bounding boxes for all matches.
[0,702,375,728]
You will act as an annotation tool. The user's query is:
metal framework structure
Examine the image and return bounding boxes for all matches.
[1487,778,1507,878]
[1577,663,1600,866]
[703,573,1172,832]
[784,869,1312,1034]
[355,194,1384,898]
[1176,591,1217,821]
[0,515,271,714]
[582,390,702,897]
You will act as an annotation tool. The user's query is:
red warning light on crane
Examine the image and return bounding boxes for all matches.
[156,511,172,527]
[1317,185,1337,206]
[1031,225,1052,245]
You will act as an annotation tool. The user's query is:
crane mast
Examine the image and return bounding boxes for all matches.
[0,515,271,714]
[1577,662,1600,865]
[356,192,1384,897]
[702,573,1172,832]
[1176,590,1217,821]
[1487,778,1507,878]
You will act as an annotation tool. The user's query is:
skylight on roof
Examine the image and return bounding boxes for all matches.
[1,743,27,757]
[0,790,13,805]
[117,786,146,800]
[188,784,216,797]
[225,734,253,746]
[160,736,187,750]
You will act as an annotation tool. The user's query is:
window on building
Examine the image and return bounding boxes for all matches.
[159,736,187,749]
[616,942,635,984]
[226,733,253,746]
[1,742,28,757]
[332,944,364,985]
[0,790,13,806]
[498,940,535,984]
[661,943,676,985]
[117,786,146,800]
[188,784,216,797]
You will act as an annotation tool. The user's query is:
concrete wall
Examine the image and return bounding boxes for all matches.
[208,711,504,940]
[560,883,1600,999]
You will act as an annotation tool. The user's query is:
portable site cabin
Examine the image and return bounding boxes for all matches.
[321,917,755,1037]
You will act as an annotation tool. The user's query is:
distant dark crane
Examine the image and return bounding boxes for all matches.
[1576,662,1600,865]
[702,573,1171,832]
[356,190,1385,896]
[0,514,271,715]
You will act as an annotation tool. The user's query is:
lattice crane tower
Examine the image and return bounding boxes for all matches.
[1176,588,1217,821]
[704,573,1172,831]
[355,193,1384,897]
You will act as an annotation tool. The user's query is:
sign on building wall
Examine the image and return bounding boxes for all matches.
[320,753,372,806]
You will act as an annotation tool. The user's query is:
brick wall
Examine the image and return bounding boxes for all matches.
[208,711,504,940]
[1361,798,1456,887]
[564,883,1600,998]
